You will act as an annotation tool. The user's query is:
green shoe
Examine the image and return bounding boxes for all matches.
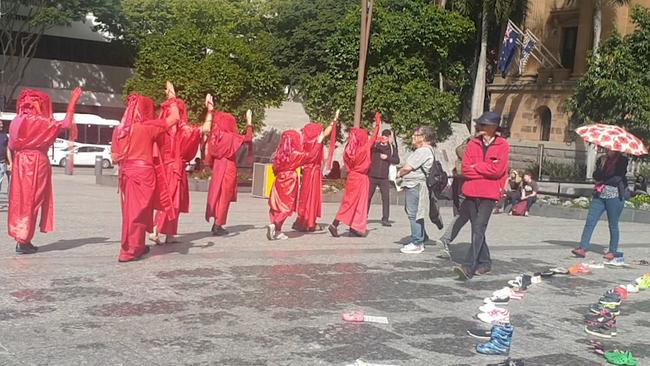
[604,351,637,366]
[636,274,650,290]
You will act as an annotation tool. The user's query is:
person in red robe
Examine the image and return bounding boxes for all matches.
[112,82,180,262]
[267,125,332,240]
[7,87,82,254]
[149,97,203,244]
[293,112,338,232]
[204,104,253,236]
[328,113,381,237]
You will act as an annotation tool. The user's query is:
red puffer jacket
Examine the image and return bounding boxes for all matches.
[461,136,510,201]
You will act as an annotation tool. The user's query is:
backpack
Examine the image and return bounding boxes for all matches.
[420,147,449,198]
[511,200,528,216]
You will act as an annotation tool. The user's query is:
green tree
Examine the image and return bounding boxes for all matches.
[300,0,474,140]
[568,6,650,143]
[0,0,120,110]
[115,0,284,126]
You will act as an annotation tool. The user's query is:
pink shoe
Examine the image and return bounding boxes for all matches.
[342,311,365,322]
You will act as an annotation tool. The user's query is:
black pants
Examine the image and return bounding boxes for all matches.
[460,198,496,278]
[368,177,390,222]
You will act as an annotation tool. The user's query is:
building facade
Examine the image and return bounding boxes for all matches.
[488,0,649,170]
[1,14,133,120]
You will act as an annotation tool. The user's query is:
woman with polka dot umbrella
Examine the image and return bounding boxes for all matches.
[576,124,648,156]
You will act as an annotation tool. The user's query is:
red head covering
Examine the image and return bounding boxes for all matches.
[160,97,187,126]
[274,130,302,166]
[116,93,155,139]
[301,122,322,151]
[344,128,368,162]
[17,89,52,118]
[214,111,238,133]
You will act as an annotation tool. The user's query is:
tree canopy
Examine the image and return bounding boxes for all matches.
[297,0,475,139]
[114,0,284,126]
[568,6,650,144]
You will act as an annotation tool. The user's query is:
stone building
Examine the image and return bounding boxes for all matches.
[488,0,650,172]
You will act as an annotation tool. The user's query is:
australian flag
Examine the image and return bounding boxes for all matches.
[497,22,521,77]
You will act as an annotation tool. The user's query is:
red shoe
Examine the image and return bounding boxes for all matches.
[603,252,616,260]
[572,247,586,258]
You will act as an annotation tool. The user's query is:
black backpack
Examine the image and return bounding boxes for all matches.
[420,147,449,198]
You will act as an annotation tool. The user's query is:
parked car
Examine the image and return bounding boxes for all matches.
[50,145,113,169]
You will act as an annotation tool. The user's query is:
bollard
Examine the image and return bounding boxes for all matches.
[95,155,103,176]
[65,151,74,175]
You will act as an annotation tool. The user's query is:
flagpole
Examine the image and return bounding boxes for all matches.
[507,20,563,68]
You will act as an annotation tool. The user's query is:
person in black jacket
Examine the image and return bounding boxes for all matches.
[368,129,399,226]
[572,150,629,261]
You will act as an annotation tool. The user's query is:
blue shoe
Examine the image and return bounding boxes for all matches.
[605,257,626,267]
[476,340,509,355]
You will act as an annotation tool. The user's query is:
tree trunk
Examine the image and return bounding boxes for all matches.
[439,0,448,8]
[437,0,446,92]
[586,0,603,179]
[470,6,488,134]
[353,0,369,128]
[592,0,603,57]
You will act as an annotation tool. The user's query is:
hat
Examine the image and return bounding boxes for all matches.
[474,111,501,126]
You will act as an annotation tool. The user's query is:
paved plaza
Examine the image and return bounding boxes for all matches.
[1,171,649,365]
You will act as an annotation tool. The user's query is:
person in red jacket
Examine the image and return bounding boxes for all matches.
[8,87,82,254]
[204,105,253,236]
[328,113,381,237]
[453,111,509,280]
[267,124,332,240]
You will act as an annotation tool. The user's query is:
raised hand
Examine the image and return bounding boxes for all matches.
[334,109,340,122]
[246,109,253,126]
[70,87,82,104]
[165,81,176,99]
[205,94,214,111]
[374,112,381,125]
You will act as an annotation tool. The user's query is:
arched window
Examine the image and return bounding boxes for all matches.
[536,106,552,141]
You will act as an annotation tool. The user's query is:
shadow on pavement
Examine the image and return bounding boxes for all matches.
[543,239,606,254]
[39,237,116,253]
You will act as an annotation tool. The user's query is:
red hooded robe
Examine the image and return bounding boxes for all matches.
[294,123,325,230]
[204,111,252,225]
[112,94,174,261]
[334,119,380,234]
[7,89,77,245]
[268,130,321,228]
[153,98,201,236]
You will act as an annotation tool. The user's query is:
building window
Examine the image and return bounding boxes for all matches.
[536,106,552,141]
[561,27,578,70]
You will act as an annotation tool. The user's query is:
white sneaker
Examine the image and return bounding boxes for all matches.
[478,302,506,313]
[275,233,289,240]
[400,243,424,254]
[621,283,640,293]
[477,308,510,324]
[266,224,276,241]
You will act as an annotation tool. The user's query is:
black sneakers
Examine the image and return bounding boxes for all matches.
[466,328,491,340]
[211,225,229,236]
[16,244,38,255]
[584,322,617,338]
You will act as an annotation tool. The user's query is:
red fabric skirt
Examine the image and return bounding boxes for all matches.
[7,150,53,244]
[295,165,322,230]
[119,160,156,260]
[205,158,237,225]
[335,171,370,233]
[268,170,299,225]
[154,161,184,236]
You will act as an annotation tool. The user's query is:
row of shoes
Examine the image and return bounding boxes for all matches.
[469,272,545,357]
[583,274,649,339]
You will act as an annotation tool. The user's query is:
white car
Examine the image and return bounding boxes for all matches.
[51,145,113,169]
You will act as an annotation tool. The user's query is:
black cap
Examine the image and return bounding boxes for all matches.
[474,111,501,126]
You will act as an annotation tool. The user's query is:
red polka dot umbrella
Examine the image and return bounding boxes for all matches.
[575,124,648,156]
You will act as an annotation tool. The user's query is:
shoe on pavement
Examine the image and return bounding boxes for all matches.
[584,322,616,338]
[483,294,510,306]
[453,265,471,281]
[211,225,229,236]
[15,244,38,255]
[476,323,513,355]
[599,293,622,306]
[437,247,451,259]
[475,266,492,276]
[605,257,627,267]
[612,287,628,300]
[274,233,289,240]
[400,243,424,254]
[478,308,510,324]
[604,350,638,366]
[381,220,392,227]
[636,274,650,289]
[590,303,620,316]
[621,283,639,293]
[266,224,276,241]
[479,302,507,313]
[466,328,492,340]
[572,247,587,258]
[328,224,339,238]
